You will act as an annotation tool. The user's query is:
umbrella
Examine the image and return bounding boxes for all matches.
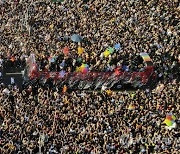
[164,119,173,127]
[79,64,89,73]
[166,114,176,121]
[71,34,83,42]
[163,113,176,127]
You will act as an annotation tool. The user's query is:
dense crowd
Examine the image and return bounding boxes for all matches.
[0,80,179,153]
[0,0,179,153]
[0,0,179,76]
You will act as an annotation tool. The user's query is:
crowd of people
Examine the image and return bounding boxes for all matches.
[0,0,179,153]
[0,80,179,153]
[0,0,179,75]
